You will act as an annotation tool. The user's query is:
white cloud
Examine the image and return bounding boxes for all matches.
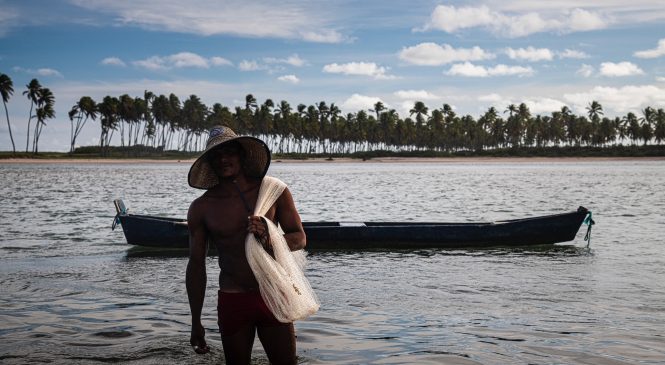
[558,49,590,59]
[419,4,608,37]
[169,52,208,68]
[132,52,231,70]
[399,43,494,66]
[502,12,552,38]
[447,63,488,77]
[238,60,262,71]
[68,0,344,43]
[133,56,166,71]
[101,57,126,66]
[238,55,305,73]
[286,54,306,67]
[399,101,417,117]
[264,54,306,67]
[505,47,554,62]
[599,61,644,77]
[300,30,345,43]
[417,5,495,33]
[657,76,665,82]
[36,68,63,77]
[564,84,665,113]
[478,93,503,103]
[567,8,607,32]
[341,94,385,113]
[446,62,534,77]
[12,66,63,77]
[394,90,438,100]
[323,62,395,79]
[210,57,233,66]
[576,64,595,77]
[634,38,665,58]
[277,75,300,84]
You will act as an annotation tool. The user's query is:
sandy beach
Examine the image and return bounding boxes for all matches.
[1,156,664,164]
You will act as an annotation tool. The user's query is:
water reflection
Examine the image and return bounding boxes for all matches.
[123,243,590,260]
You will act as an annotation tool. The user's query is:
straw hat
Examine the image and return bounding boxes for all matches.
[188,126,271,189]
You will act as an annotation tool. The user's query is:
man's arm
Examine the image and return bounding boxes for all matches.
[185,198,210,354]
[276,187,306,251]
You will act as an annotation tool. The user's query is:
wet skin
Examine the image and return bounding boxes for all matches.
[186,144,305,364]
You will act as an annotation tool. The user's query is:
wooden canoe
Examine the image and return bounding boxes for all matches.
[112,200,591,249]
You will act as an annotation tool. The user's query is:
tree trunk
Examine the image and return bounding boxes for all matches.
[3,101,15,154]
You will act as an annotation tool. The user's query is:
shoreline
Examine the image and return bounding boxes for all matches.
[1,156,664,164]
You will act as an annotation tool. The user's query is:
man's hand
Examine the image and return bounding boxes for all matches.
[190,323,210,354]
[247,216,270,249]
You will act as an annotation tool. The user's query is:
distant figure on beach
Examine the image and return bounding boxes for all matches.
[186,126,310,365]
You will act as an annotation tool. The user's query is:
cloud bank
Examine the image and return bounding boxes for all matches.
[399,43,494,66]
[323,62,395,79]
[418,5,608,37]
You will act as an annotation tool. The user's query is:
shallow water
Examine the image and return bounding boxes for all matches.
[1,160,664,364]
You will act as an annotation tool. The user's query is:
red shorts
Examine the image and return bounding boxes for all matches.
[217,290,288,336]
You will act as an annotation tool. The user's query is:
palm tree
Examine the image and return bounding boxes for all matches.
[599,117,616,146]
[98,95,120,154]
[132,96,148,145]
[586,101,603,122]
[274,100,291,120]
[370,101,386,120]
[624,112,640,145]
[140,90,155,145]
[409,101,428,125]
[504,104,518,119]
[504,103,524,147]
[440,103,456,120]
[378,108,398,149]
[179,94,208,151]
[166,93,182,149]
[32,87,55,154]
[548,111,566,146]
[477,107,498,150]
[151,94,170,148]
[654,108,665,145]
[0,73,16,154]
[117,94,134,147]
[257,98,274,137]
[427,109,445,149]
[639,107,656,145]
[23,79,42,152]
[329,103,341,122]
[316,101,330,153]
[68,96,98,152]
[245,94,257,112]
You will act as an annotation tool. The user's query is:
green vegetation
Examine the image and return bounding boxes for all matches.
[2,144,665,160]
[1,73,665,158]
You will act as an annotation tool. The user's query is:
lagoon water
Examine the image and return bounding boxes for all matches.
[1,159,664,364]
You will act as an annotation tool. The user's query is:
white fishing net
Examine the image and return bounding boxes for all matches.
[245,176,320,323]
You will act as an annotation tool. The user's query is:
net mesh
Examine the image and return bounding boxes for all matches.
[245,177,320,323]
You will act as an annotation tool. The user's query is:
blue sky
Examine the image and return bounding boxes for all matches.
[1,0,664,151]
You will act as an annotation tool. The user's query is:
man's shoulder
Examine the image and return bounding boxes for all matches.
[189,193,213,210]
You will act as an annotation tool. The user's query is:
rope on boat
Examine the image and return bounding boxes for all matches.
[111,205,128,231]
[583,211,595,248]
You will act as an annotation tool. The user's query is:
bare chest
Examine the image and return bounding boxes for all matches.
[202,194,277,245]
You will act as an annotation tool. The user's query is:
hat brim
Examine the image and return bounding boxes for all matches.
[188,136,271,189]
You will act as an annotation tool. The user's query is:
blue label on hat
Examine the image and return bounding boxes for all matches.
[209,126,225,138]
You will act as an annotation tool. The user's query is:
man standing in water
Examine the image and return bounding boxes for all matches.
[186,126,306,365]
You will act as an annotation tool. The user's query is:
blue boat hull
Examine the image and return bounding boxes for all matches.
[113,204,589,249]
